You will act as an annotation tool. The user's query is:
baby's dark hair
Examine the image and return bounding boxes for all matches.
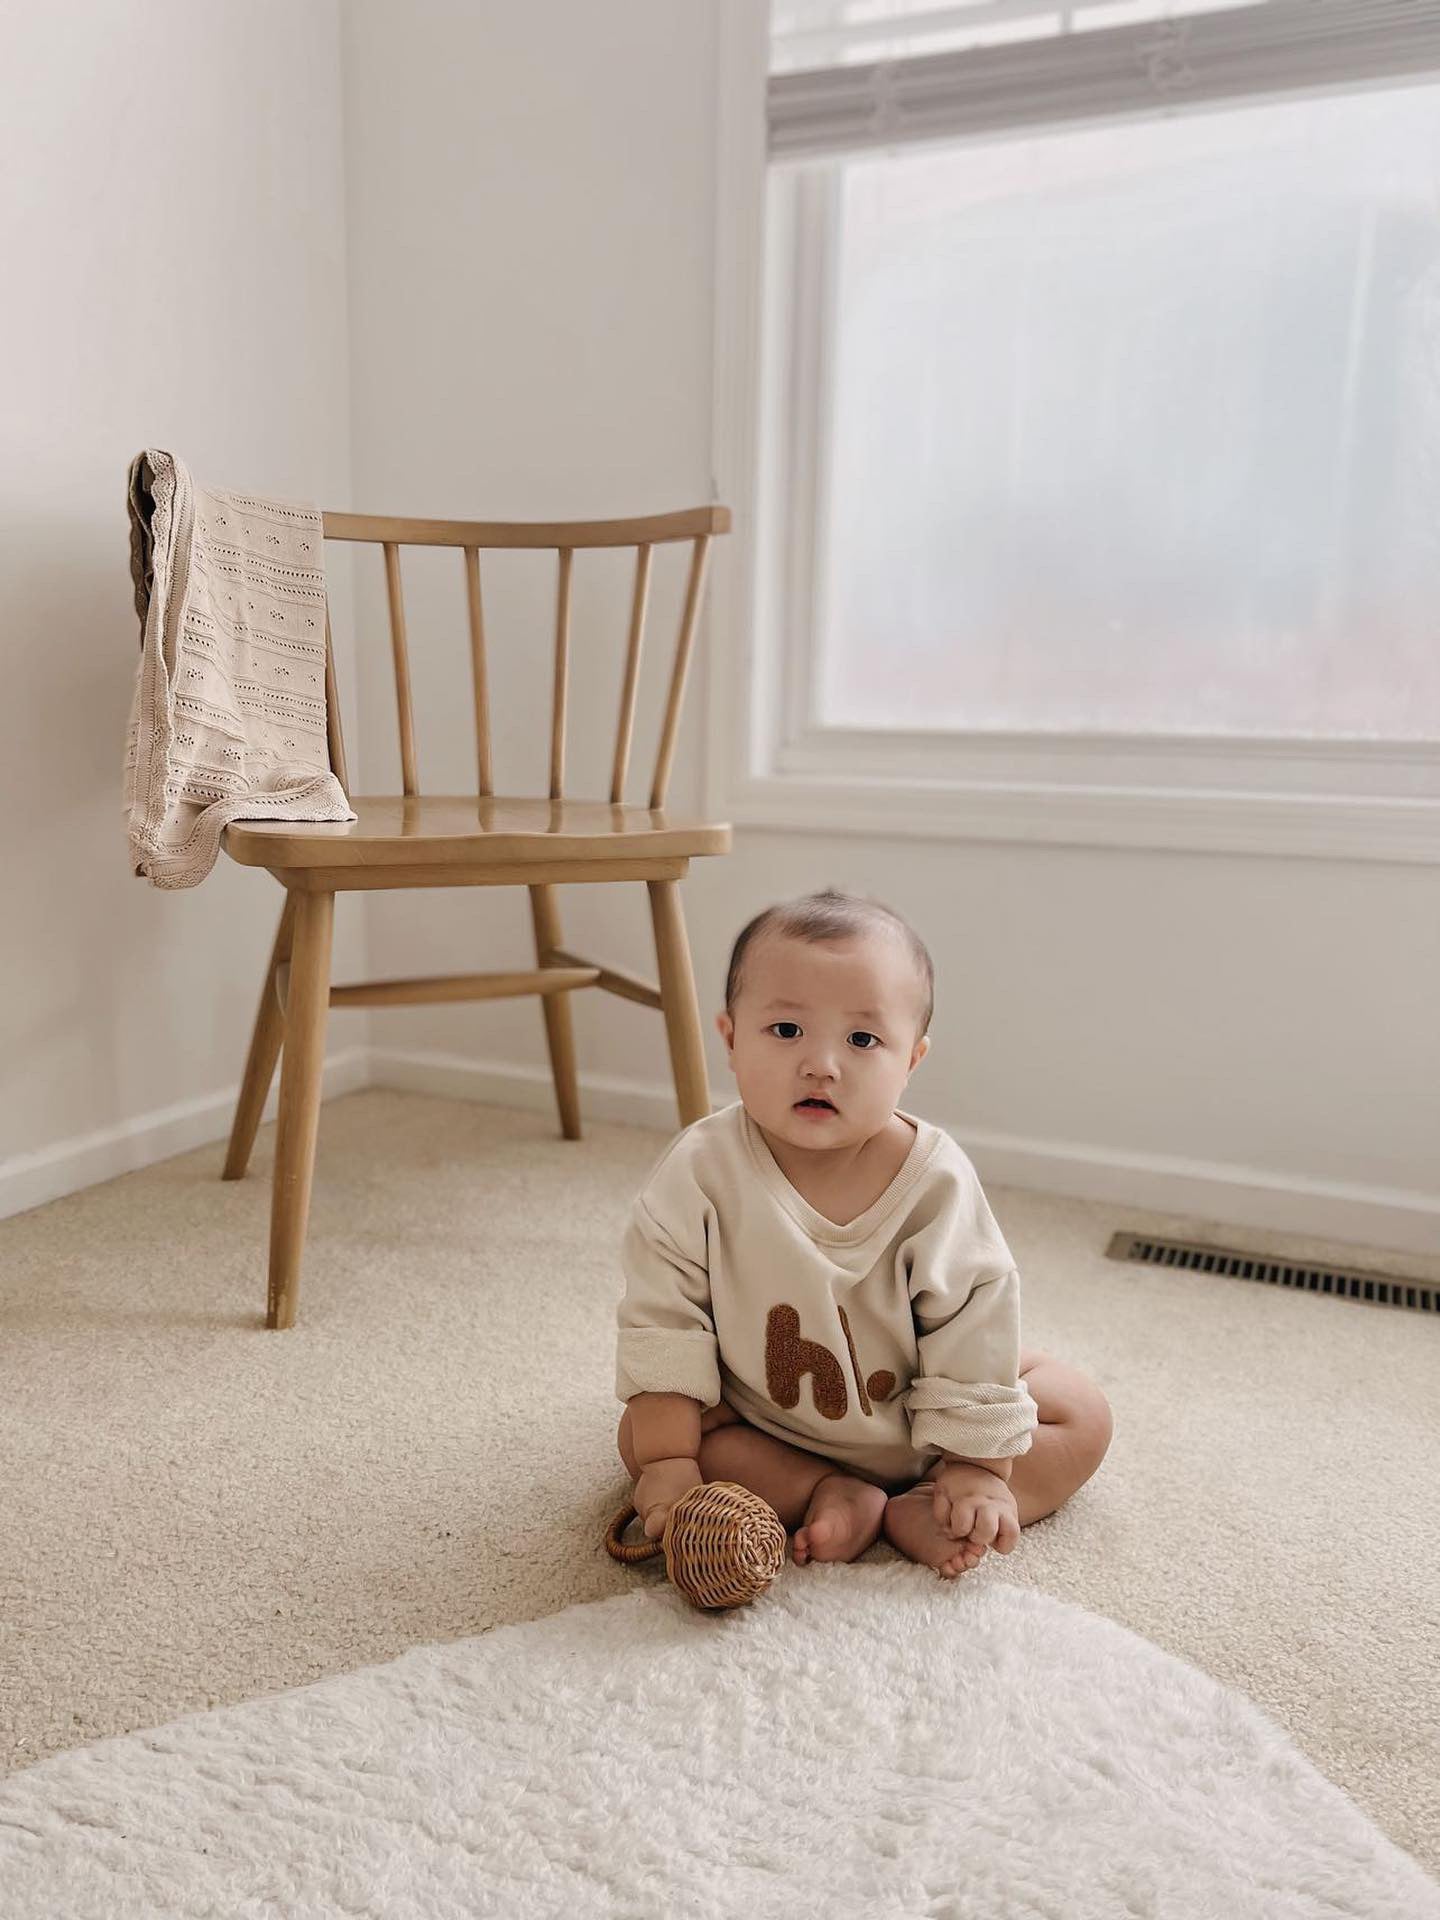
[724,888,934,1036]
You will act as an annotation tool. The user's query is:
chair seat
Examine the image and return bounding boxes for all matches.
[223,795,731,870]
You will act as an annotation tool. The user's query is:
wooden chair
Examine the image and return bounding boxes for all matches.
[219,506,731,1329]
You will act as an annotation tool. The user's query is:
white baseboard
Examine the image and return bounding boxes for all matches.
[372,1047,1440,1259]
[0,1048,370,1224]
[957,1124,1440,1261]
[368,1046,681,1133]
[5,1044,1435,1260]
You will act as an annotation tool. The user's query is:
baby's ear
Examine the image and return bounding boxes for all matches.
[715,1010,735,1052]
[909,1033,931,1072]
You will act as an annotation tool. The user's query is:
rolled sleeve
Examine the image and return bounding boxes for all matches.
[614,1198,720,1407]
[614,1327,721,1405]
[906,1256,1035,1458]
[906,1377,1037,1459]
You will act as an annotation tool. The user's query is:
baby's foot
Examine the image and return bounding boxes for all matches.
[882,1485,990,1579]
[793,1472,888,1565]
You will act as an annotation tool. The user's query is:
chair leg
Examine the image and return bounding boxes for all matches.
[223,894,297,1182]
[266,889,334,1330]
[528,884,582,1140]
[647,879,711,1128]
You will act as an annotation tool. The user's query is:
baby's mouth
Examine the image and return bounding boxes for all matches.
[794,1096,838,1114]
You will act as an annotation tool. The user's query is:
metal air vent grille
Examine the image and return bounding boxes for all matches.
[1106,1232,1437,1314]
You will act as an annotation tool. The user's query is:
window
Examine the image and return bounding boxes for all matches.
[781,86,1440,739]
[708,0,1440,857]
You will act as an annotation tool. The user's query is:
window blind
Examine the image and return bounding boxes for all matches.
[768,0,1440,158]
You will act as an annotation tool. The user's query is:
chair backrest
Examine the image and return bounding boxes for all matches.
[320,507,729,809]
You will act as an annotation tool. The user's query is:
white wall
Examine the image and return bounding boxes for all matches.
[3,0,1434,1255]
[0,0,365,1206]
[338,0,723,1094]
[340,0,1439,1254]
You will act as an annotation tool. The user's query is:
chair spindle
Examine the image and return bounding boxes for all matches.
[322,608,350,795]
[382,542,419,796]
[610,543,653,805]
[649,535,711,811]
[463,547,494,798]
[550,547,574,801]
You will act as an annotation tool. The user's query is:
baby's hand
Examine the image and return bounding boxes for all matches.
[634,1456,704,1540]
[931,1463,1020,1558]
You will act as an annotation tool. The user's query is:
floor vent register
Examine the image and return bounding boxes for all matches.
[1106,1232,1436,1315]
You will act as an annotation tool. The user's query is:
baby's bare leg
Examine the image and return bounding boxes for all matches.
[884,1349,1114,1579]
[618,1402,885,1563]
[698,1417,887,1564]
[1006,1351,1113,1526]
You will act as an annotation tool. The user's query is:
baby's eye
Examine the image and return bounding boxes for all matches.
[848,1030,881,1050]
[767,1021,802,1040]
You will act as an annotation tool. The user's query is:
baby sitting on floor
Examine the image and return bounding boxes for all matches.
[616,889,1113,1577]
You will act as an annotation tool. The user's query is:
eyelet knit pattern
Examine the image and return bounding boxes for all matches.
[123,449,355,889]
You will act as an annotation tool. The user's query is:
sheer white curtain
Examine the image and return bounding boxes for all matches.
[762,2,1440,739]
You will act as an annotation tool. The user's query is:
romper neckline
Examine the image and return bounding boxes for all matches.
[739,1105,942,1246]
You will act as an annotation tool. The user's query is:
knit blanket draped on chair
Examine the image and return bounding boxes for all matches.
[124,447,355,889]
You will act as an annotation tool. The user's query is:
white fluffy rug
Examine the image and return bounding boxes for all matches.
[1,1564,1434,1919]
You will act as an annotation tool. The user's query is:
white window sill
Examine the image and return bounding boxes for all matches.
[712,737,1440,863]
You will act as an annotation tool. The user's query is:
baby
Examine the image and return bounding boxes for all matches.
[616,889,1113,1578]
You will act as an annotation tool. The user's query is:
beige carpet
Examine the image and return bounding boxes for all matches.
[1,1089,1436,1878]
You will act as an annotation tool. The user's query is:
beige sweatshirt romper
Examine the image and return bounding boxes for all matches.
[616,1103,1037,1490]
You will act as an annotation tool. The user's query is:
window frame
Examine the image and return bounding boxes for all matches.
[705,3,1440,864]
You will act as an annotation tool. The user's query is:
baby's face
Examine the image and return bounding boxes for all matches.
[716,930,930,1153]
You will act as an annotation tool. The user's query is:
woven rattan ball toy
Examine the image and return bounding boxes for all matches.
[605,1480,786,1610]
